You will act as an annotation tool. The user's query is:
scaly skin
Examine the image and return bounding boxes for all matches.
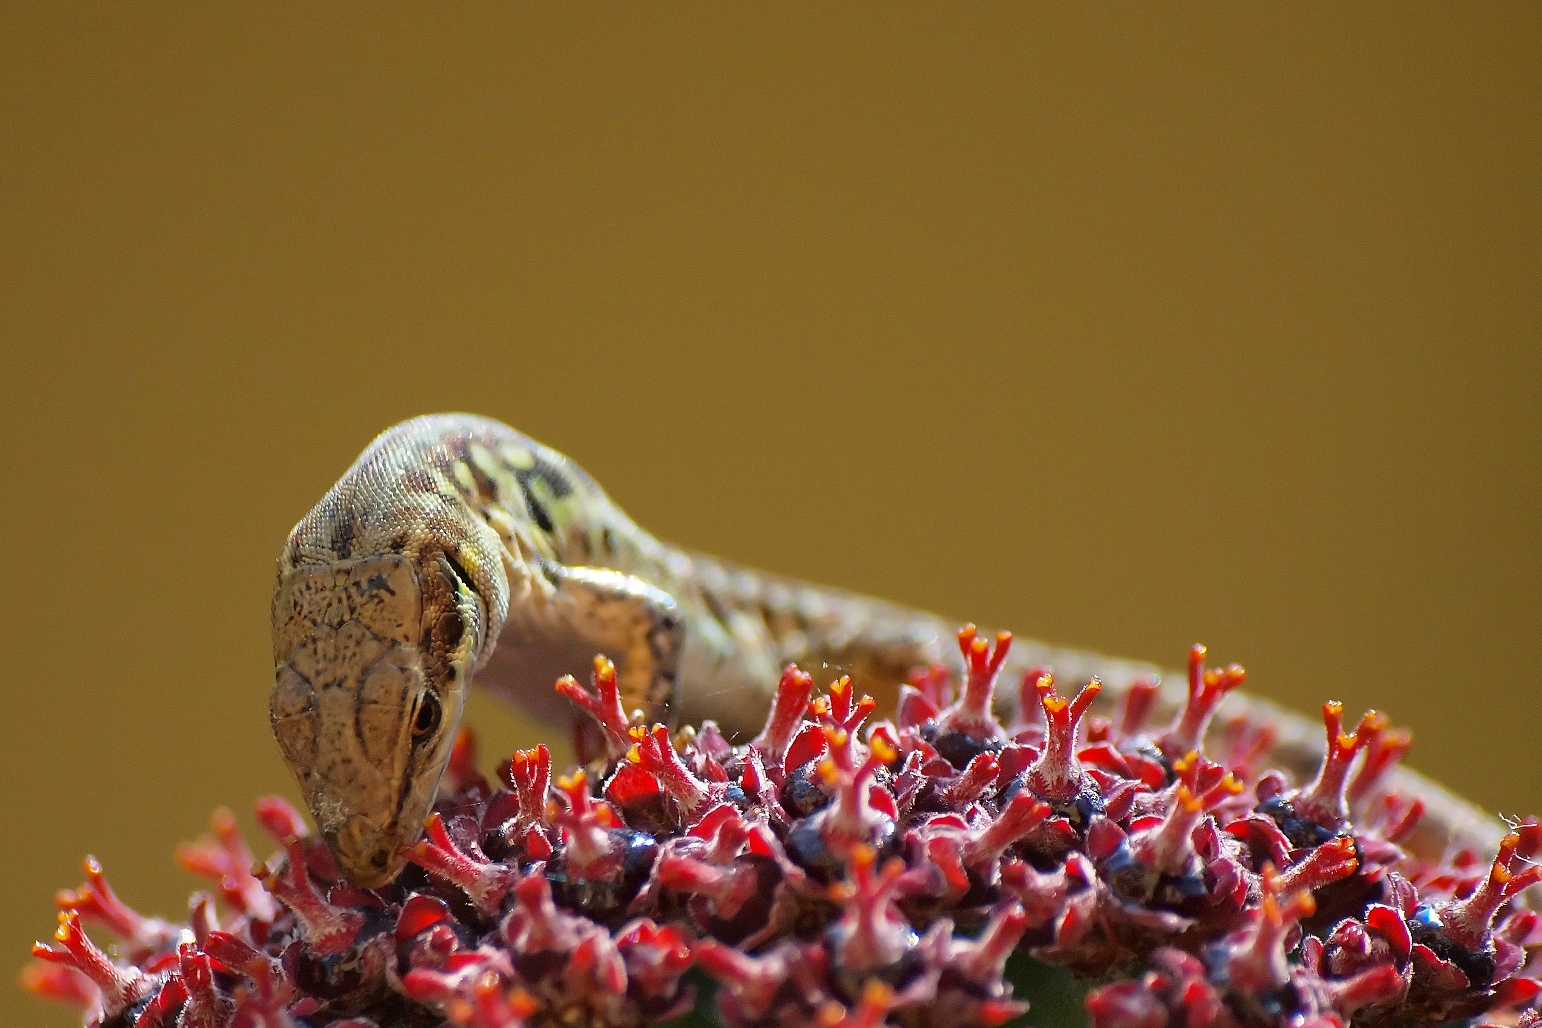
[271,413,1152,886]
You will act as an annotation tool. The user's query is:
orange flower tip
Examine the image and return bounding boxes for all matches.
[1325,700,1344,716]
[82,855,102,875]
[1177,787,1203,813]
[1496,865,1514,884]
[1043,695,1068,715]
[1173,751,1198,774]
[971,637,989,658]
[554,674,577,691]
[831,678,848,696]
[817,759,838,784]
[995,630,1012,646]
[861,978,896,1004]
[1191,643,1207,659]
[870,736,897,763]
[1221,775,1244,795]
[852,843,877,867]
[626,745,642,764]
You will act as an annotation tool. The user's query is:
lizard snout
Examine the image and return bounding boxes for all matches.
[325,813,406,889]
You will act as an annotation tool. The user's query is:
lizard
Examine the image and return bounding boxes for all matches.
[270,413,1153,887]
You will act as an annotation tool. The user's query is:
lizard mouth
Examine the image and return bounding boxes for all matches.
[324,812,406,889]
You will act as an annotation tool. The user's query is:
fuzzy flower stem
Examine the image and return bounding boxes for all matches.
[407,812,521,916]
[556,655,634,763]
[1276,835,1359,897]
[828,845,914,979]
[1293,703,1379,830]
[253,838,365,955]
[656,854,760,920]
[1345,714,1411,808]
[629,724,723,823]
[551,769,627,879]
[176,806,278,922]
[941,752,1000,806]
[692,940,788,1020]
[1146,787,1208,877]
[1158,644,1246,758]
[178,942,233,1028]
[963,794,1052,870]
[811,676,877,736]
[1025,673,1101,802]
[17,961,98,1015]
[1436,828,1542,951]
[503,744,554,836]
[1225,866,1316,993]
[952,904,1031,985]
[254,795,310,844]
[1117,674,1162,737]
[816,725,898,857]
[751,665,816,767]
[30,911,153,1020]
[54,856,176,956]
[935,624,1011,739]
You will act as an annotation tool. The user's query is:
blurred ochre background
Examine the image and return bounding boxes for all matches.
[2,7,1538,1025]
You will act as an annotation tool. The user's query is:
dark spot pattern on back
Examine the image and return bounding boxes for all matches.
[701,587,733,627]
[523,490,555,533]
[331,515,357,559]
[464,455,500,506]
[514,454,574,499]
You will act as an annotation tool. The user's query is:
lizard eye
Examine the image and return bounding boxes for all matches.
[411,691,442,741]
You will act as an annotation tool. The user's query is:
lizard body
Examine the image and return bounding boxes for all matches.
[271,413,1150,886]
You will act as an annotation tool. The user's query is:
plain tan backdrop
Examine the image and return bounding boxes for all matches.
[3,7,1539,1026]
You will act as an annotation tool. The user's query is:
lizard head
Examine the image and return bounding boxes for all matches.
[269,551,483,887]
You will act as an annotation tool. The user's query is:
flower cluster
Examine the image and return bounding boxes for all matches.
[23,632,1542,1028]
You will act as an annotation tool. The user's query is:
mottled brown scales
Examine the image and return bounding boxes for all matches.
[271,413,1151,887]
